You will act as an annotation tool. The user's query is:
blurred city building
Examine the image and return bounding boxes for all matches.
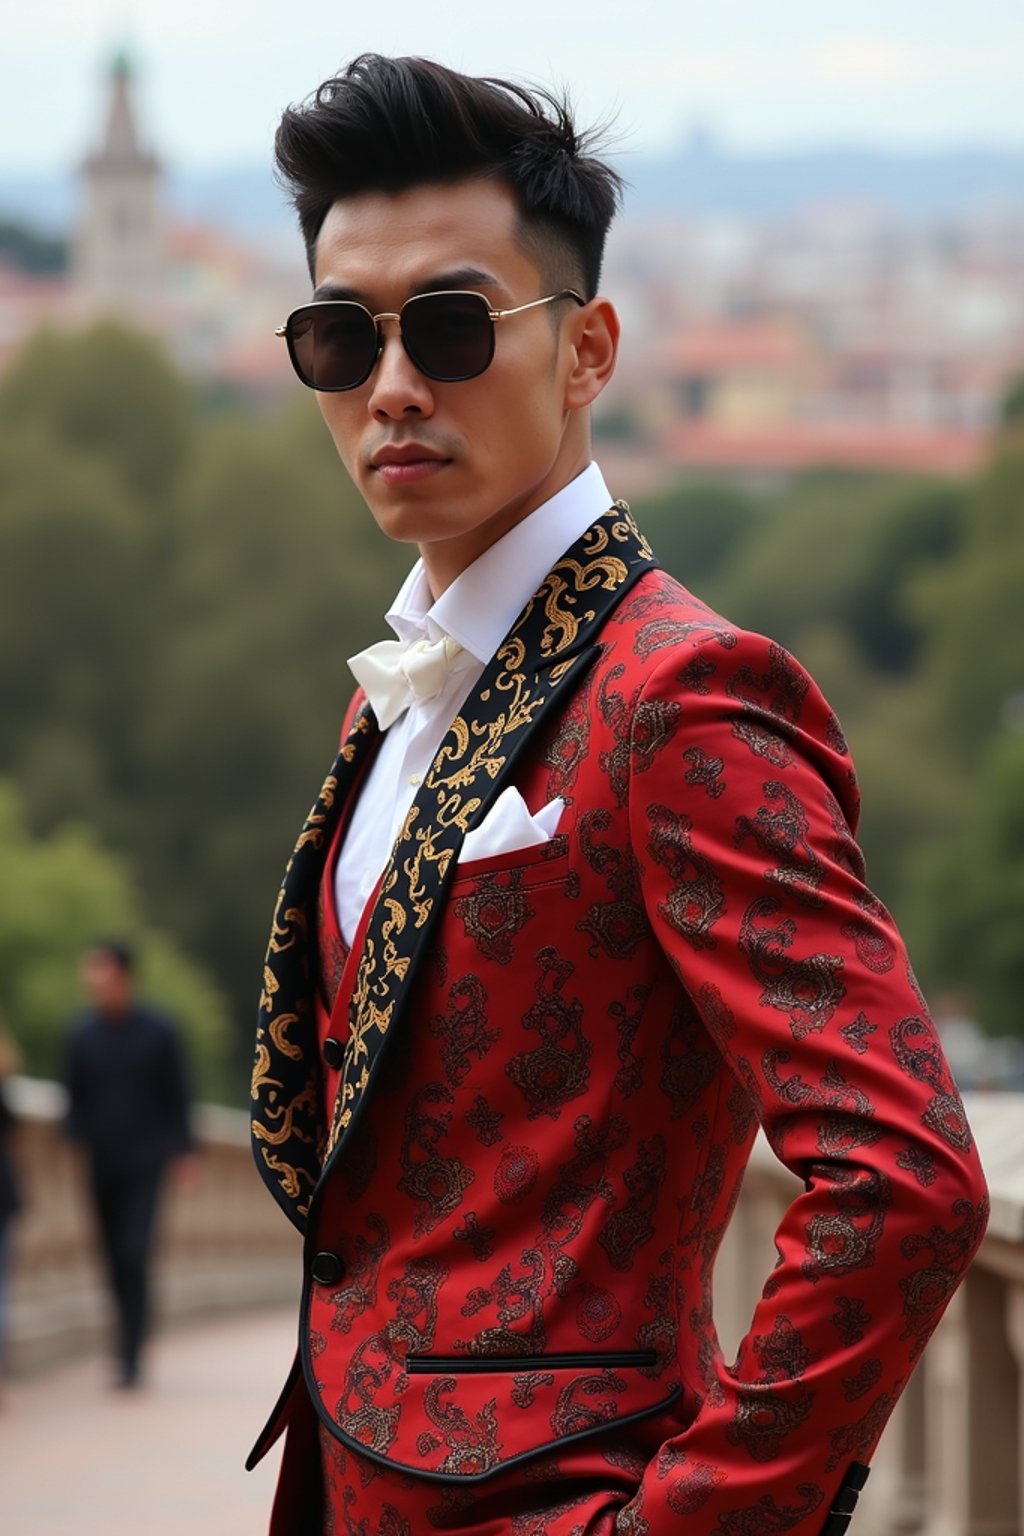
[599,204,1024,485]
[0,53,304,400]
[1,56,1023,472]
[74,51,165,315]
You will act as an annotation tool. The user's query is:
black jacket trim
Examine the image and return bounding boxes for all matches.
[818,1461,871,1535]
[313,1380,682,1484]
[404,1348,657,1375]
[245,1350,304,1471]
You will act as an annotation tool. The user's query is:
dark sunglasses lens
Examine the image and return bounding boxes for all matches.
[402,293,494,381]
[288,304,376,390]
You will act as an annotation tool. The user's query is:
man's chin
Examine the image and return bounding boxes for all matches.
[361,481,472,545]
[366,502,462,547]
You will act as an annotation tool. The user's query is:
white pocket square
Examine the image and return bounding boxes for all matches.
[459,788,565,864]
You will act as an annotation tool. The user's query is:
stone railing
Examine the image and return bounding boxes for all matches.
[714,1092,1024,1536]
[4,1076,300,1375]
[6,1082,1022,1533]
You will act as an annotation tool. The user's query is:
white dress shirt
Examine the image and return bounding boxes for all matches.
[334,461,614,946]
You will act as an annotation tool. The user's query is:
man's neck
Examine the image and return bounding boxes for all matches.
[419,450,592,599]
[99,999,133,1023]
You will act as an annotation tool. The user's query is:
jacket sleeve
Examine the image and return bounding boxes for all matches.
[615,629,988,1536]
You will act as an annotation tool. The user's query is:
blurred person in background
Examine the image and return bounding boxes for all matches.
[249,54,989,1536]
[0,1014,23,1393]
[62,940,196,1389]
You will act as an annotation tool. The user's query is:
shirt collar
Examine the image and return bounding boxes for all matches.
[384,462,614,664]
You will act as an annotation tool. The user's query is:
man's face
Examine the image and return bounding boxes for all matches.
[310,177,596,588]
[81,950,131,1014]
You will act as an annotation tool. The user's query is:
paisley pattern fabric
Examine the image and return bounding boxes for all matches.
[250,510,988,1536]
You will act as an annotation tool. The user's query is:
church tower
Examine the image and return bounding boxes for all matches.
[74,52,165,314]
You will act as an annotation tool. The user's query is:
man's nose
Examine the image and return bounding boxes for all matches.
[367,318,434,419]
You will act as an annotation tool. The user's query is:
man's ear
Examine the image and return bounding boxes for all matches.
[563,297,620,411]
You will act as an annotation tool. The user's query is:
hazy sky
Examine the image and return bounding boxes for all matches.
[4,0,1024,173]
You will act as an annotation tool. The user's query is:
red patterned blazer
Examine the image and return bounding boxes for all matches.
[248,507,987,1535]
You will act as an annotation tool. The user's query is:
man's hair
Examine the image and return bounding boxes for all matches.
[89,939,135,976]
[274,54,623,297]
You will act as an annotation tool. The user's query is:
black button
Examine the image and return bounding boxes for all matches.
[311,1250,343,1286]
[323,1037,344,1069]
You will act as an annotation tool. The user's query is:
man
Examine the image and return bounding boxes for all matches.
[248,55,988,1535]
[64,940,195,1387]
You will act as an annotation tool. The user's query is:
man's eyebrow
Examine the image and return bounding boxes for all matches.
[311,268,504,305]
[409,268,502,297]
[311,281,363,302]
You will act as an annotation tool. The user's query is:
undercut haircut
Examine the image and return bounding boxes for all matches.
[274,54,623,298]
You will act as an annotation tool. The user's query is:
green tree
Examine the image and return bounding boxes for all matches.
[911,435,1024,767]
[0,423,157,836]
[908,731,1024,1038]
[0,322,192,512]
[842,483,964,674]
[680,470,934,653]
[0,780,234,1096]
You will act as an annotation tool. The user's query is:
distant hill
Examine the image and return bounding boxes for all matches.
[623,139,1024,219]
[2,141,1023,238]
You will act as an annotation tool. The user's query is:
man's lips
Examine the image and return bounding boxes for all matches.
[370,445,452,484]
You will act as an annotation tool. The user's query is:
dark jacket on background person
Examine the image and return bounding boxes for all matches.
[64,1003,194,1170]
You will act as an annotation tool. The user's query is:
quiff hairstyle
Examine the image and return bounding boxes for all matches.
[274,54,623,297]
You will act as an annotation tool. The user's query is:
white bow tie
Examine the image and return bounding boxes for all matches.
[348,632,466,730]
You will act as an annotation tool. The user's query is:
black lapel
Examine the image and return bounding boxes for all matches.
[251,704,377,1229]
[320,505,655,1182]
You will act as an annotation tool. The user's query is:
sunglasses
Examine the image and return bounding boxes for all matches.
[275,288,585,392]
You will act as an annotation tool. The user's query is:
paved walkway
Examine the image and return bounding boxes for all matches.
[0,1307,295,1535]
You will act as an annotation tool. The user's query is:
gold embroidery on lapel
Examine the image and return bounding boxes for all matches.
[325,506,654,1159]
[251,708,378,1225]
